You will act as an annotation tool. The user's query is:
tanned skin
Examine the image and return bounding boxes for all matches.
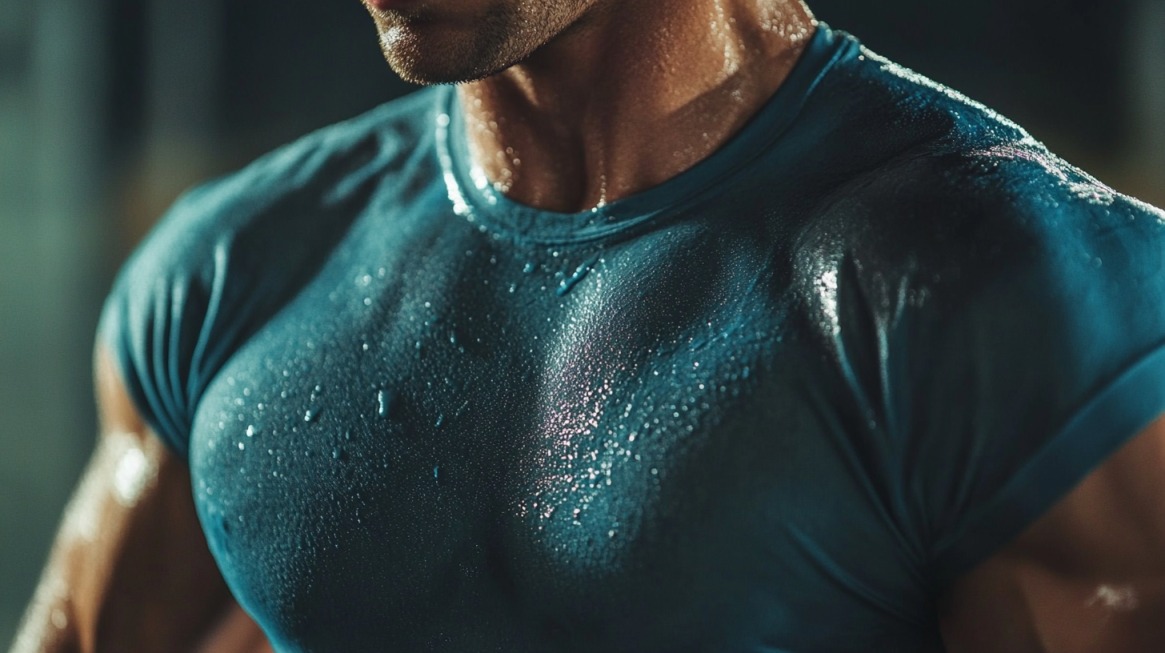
[13,1,1165,650]
[941,422,1165,651]
[368,0,817,211]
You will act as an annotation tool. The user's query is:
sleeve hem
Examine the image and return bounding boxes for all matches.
[929,341,1165,590]
[97,290,192,464]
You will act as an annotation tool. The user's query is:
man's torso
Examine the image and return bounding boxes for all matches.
[101,26,1165,652]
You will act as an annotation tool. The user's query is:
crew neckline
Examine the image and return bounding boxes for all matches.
[435,22,854,246]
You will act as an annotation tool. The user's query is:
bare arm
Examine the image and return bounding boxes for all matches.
[10,346,270,653]
[941,415,1165,652]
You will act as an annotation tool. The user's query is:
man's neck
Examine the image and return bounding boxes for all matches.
[456,0,816,213]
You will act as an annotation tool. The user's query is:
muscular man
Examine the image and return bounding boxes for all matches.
[14,0,1165,651]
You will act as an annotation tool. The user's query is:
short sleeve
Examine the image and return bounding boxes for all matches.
[95,99,428,462]
[97,183,232,460]
[888,189,1165,588]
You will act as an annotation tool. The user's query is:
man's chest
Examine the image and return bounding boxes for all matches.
[183,230,906,650]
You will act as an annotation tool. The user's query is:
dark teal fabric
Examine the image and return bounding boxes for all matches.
[99,24,1165,652]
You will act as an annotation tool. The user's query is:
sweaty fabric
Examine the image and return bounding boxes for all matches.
[100,24,1165,652]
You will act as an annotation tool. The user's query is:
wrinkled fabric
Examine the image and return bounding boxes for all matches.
[100,25,1165,653]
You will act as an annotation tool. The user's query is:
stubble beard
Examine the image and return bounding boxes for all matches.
[372,0,591,85]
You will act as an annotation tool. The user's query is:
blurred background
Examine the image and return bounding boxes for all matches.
[0,0,1162,645]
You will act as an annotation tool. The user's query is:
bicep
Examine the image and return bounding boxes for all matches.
[940,414,1165,653]
[13,345,254,653]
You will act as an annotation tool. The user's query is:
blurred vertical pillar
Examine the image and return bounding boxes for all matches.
[139,0,222,220]
[0,0,110,645]
[1130,0,1165,202]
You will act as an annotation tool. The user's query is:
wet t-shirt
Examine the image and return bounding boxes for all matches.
[100,24,1165,652]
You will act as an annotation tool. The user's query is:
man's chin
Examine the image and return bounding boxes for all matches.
[383,60,507,86]
[376,22,514,85]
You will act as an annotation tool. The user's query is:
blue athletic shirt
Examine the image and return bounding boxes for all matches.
[99,24,1165,652]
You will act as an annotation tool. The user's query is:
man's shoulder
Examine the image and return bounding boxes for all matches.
[802,139,1163,316]
[796,45,1165,298]
[122,88,441,285]
[105,88,443,360]
[183,87,437,233]
[785,50,1165,335]
[785,38,1033,185]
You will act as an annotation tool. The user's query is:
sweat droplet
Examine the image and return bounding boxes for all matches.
[522,262,535,274]
[377,389,392,417]
[305,407,321,423]
[556,253,600,297]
